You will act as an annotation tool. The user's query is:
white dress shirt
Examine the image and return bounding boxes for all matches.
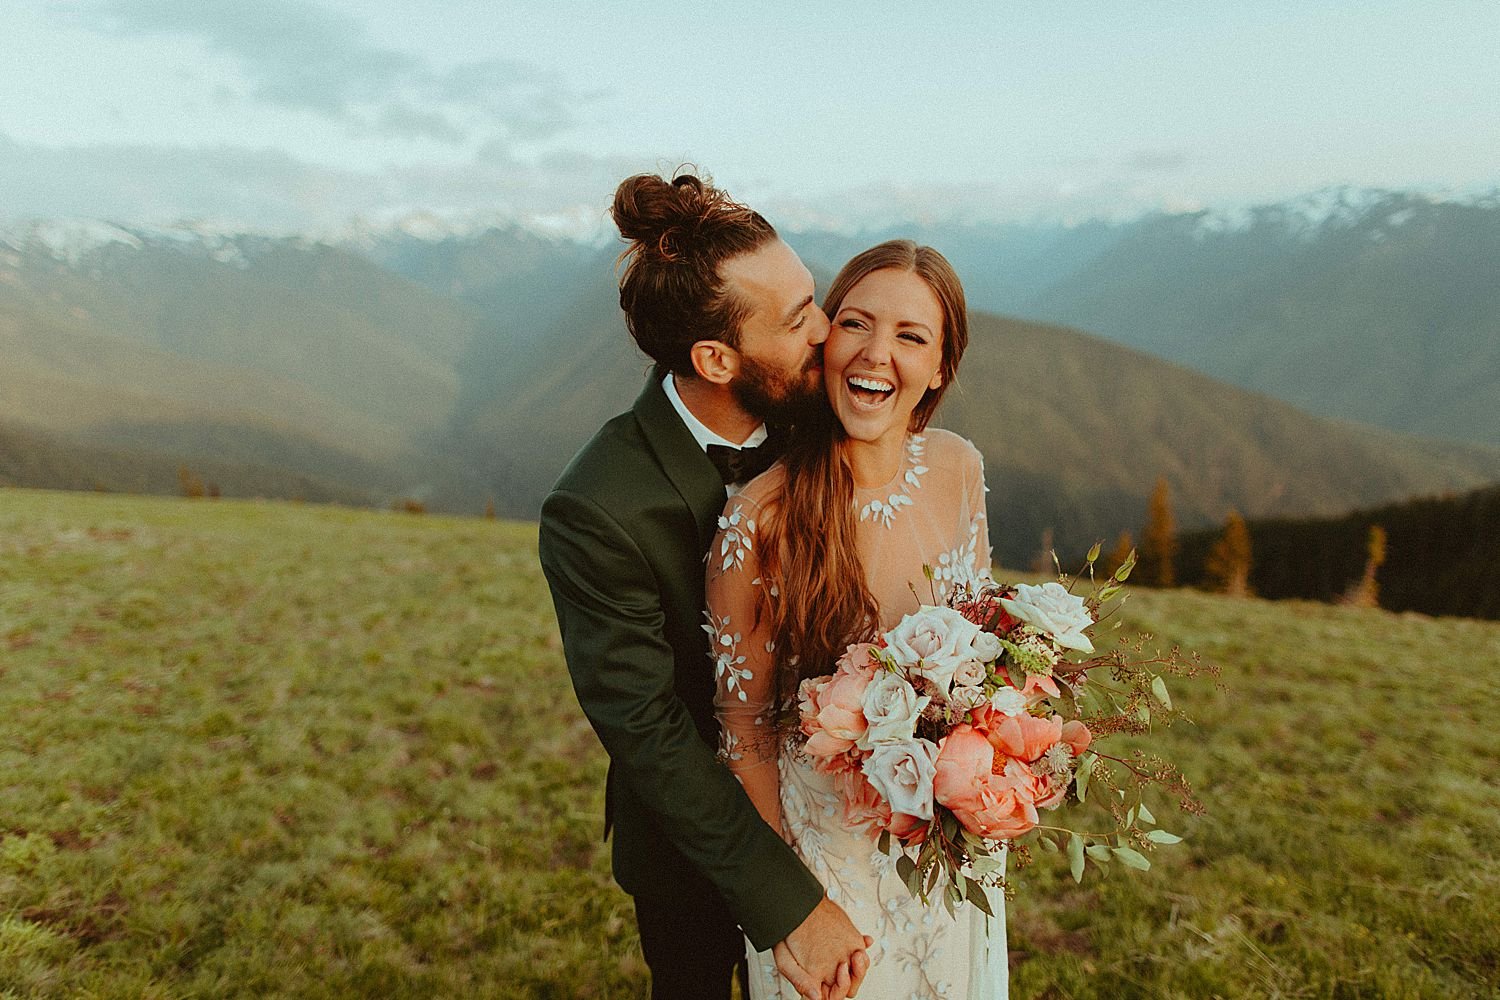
[662,373,768,497]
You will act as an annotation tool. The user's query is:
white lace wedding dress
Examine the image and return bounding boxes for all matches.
[707,429,1008,1000]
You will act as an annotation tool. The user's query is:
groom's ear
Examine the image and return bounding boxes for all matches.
[689,340,740,386]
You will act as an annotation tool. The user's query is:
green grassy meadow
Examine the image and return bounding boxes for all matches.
[2,488,1497,999]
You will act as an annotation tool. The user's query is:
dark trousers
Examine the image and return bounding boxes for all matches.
[634,890,749,1000]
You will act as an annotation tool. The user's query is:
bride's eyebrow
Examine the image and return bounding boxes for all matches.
[836,306,873,320]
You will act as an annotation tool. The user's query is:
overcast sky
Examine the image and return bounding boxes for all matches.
[3,0,1497,234]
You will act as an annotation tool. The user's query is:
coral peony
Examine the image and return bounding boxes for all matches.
[933,724,1040,839]
[989,712,1064,763]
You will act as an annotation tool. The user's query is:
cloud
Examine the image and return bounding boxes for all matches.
[0,131,639,235]
[73,0,588,145]
[1125,150,1190,174]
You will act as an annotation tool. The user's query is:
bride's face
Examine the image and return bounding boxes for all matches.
[824,268,945,446]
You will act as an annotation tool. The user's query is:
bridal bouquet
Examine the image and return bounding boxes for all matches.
[795,546,1209,914]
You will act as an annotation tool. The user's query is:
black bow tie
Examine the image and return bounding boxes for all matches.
[706,435,782,486]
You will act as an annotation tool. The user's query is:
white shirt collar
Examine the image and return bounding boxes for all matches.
[662,373,768,452]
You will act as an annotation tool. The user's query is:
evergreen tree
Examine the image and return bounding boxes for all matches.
[1139,476,1178,587]
[1341,524,1387,608]
[1204,508,1253,596]
[1030,527,1055,575]
[177,464,205,499]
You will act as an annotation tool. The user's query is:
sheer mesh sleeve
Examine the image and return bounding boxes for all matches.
[705,489,784,833]
[968,444,995,584]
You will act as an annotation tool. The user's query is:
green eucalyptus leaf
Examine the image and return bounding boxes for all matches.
[969,855,1004,876]
[1151,675,1172,710]
[1145,829,1182,845]
[1113,846,1151,870]
[878,830,892,854]
[1074,752,1096,803]
[1137,802,1156,825]
[1068,833,1085,883]
[965,877,994,916]
[903,861,922,899]
[1037,834,1059,854]
[1086,845,1114,863]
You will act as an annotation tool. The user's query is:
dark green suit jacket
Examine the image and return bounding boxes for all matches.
[538,372,824,951]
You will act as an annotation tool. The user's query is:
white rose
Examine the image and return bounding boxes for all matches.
[948,683,989,712]
[862,739,939,821]
[858,672,929,749]
[883,606,984,693]
[971,630,1003,662]
[999,582,1095,653]
[989,686,1029,717]
[952,658,987,689]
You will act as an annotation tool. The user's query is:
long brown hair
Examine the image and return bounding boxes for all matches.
[612,169,777,375]
[759,240,970,706]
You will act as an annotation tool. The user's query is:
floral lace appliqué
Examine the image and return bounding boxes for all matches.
[717,507,756,572]
[931,513,991,602]
[703,611,751,702]
[859,435,928,529]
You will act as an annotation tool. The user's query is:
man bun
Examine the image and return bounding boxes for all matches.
[610,168,777,374]
[612,172,736,264]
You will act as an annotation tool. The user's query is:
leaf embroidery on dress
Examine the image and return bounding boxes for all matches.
[716,508,756,572]
[930,512,991,601]
[702,611,751,702]
[859,435,928,529]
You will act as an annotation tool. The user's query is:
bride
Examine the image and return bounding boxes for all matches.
[707,240,1006,999]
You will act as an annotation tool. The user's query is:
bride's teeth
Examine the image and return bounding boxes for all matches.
[849,376,894,392]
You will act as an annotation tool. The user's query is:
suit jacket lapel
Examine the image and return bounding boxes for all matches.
[633,370,727,552]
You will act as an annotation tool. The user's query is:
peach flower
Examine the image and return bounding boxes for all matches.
[836,769,891,838]
[1061,719,1093,757]
[1004,757,1069,810]
[798,655,876,762]
[933,724,1040,840]
[989,712,1064,763]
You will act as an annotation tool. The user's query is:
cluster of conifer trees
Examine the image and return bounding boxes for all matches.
[1089,479,1499,621]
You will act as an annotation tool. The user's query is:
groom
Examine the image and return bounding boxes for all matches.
[538,169,871,1000]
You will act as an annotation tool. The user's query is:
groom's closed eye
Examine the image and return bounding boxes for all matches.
[785,296,815,329]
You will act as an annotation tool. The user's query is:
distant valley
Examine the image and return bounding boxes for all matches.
[3,188,1498,568]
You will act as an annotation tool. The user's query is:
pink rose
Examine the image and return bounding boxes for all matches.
[932,724,1040,840]
[836,769,891,839]
[887,811,928,843]
[798,660,874,762]
[836,642,881,673]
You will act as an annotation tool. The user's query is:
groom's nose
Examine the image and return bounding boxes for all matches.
[808,309,831,345]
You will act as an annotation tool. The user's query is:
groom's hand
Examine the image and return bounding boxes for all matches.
[775,897,873,1000]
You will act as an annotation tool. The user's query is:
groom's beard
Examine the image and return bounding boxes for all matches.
[732,351,824,423]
